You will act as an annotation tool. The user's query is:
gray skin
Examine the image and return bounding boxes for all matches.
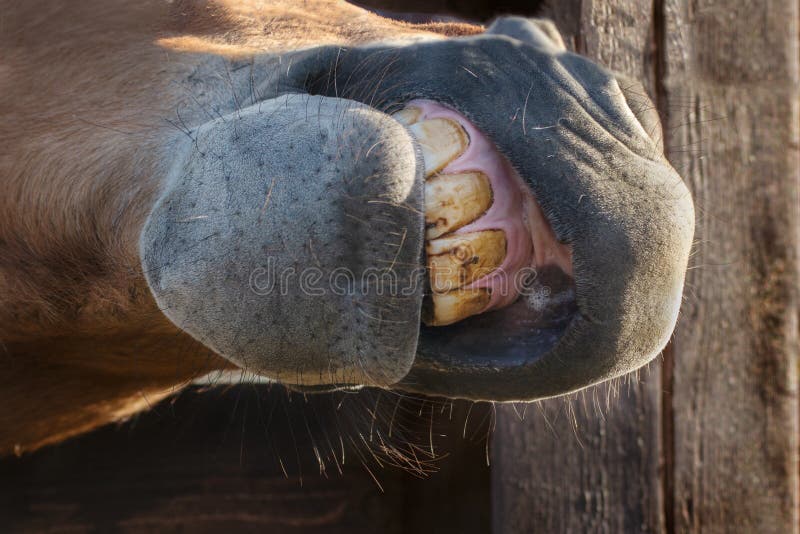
[141,18,694,401]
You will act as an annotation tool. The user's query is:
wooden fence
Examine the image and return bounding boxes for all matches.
[494,1,799,532]
[1,1,798,532]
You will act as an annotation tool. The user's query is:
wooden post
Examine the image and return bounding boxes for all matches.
[492,1,800,532]
[663,1,799,531]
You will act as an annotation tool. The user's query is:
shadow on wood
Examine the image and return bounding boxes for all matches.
[0,387,492,533]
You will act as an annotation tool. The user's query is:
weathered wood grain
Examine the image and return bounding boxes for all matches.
[491,376,665,533]
[662,0,800,532]
[491,2,667,533]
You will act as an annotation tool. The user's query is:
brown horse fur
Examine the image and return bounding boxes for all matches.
[0,0,482,455]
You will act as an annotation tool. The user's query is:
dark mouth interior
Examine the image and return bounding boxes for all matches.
[416,265,576,368]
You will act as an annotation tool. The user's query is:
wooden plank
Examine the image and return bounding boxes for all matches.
[491,2,666,533]
[0,388,491,533]
[662,0,800,532]
[491,377,665,533]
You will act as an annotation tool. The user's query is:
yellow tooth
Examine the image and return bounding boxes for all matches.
[425,172,493,240]
[423,288,491,326]
[408,118,469,177]
[427,230,506,293]
[392,107,422,126]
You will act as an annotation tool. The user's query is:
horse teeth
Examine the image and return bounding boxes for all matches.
[425,172,493,240]
[392,107,422,125]
[426,230,506,293]
[408,118,468,177]
[423,288,491,326]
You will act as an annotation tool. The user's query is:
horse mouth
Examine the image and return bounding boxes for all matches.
[376,100,578,394]
[395,100,574,328]
[281,97,580,396]
[142,23,693,400]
